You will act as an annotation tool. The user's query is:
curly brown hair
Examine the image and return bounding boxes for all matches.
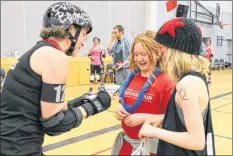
[129,30,165,75]
[40,26,69,39]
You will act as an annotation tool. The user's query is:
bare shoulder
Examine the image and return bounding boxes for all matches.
[30,46,69,83]
[176,75,207,99]
[177,75,205,89]
[32,46,68,67]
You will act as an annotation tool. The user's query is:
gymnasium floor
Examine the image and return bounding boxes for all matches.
[43,69,232,155]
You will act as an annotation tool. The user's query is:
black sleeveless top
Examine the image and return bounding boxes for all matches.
[157,70,216,156]
[1,41,55,155]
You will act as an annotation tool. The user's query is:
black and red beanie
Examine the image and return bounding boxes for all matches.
[155,17,202,55]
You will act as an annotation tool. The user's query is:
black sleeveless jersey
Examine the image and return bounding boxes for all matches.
[1,41,55,155]
[157,70,216,156]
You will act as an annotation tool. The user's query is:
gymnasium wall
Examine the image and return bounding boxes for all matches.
[148,1,232,63]
[1,1,146,57]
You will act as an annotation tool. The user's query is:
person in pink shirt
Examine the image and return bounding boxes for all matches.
[204,39,213,84]
[88,36,106,84]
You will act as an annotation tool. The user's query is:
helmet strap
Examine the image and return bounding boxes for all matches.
[66,25,82,56]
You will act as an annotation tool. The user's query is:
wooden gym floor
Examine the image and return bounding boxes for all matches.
[43,69,232,155]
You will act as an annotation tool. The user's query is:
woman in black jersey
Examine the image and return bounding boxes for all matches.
[0,2,111,156]
[138,17,215,155]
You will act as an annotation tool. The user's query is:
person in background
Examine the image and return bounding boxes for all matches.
[108,31,117,84]
[108,31,117,56]
[199,42,206,56]
[109,25,131,86]
[88,36,106,84]
[204,39,213,84]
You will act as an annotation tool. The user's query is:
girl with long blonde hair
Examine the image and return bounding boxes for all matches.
[111,31,175,155]
[139,17,215,155]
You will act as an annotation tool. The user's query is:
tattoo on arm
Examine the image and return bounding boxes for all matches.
[178,88,189,100]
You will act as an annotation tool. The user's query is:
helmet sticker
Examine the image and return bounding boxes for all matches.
[49,2,91,26]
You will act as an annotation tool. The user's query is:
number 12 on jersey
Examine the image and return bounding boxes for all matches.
[54,85,65,103]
